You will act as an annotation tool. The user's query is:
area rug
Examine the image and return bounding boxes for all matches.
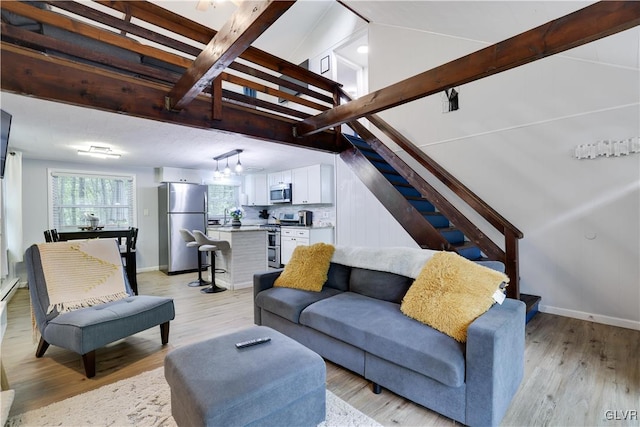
[8,367,382,427]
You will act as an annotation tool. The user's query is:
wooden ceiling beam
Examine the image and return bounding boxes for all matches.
[38,1,332,104]
[0,42,342,152]
[1,1,193,68]
[167,0,295,110]
[295,1,640,136]
[96,0,218,44]
[45,1,203,58]
[0,23,180,84]
[95,0,338,93]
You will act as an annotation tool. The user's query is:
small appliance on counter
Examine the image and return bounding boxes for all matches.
[298,210,312,226]
[278,212,298,226]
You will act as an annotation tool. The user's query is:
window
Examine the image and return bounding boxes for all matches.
[49,170,136,230]
[207,184,238,217]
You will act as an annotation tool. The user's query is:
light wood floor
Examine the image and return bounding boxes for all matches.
[2,271,638,426]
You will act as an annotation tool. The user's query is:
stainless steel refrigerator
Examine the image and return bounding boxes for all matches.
[158,182,207,275]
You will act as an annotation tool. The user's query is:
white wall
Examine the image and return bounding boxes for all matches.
[19,159,161,278]
[359,24,639,329]
[335,157,418,249]
[288,2,367,73]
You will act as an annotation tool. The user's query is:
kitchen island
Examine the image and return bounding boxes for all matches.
[206,226,268,290]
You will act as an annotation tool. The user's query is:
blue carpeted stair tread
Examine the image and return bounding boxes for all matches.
[383,173,410,186]
[370,160,396,173]
[450,242,483,260]
[438,227,466,244]
[362,151,385,162]
[423,213,450,228]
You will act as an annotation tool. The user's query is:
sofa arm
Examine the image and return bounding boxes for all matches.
[253,269,283,325]
[465,298,525,427]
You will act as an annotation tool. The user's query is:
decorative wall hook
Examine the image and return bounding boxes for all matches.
[442,88,459,113]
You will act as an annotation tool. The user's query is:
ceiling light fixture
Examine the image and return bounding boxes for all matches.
[196,0,213,11]
[356,45,369,54]
[235,151,243,173]
[196,0,239,11]
[224,158,231,176]
[213,149,244,177]
[77,145,121,159]
[214,160,222,178]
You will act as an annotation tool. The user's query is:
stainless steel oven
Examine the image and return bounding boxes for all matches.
[267,230,280,247]
[268,245,281,268]
[266,227,281,268]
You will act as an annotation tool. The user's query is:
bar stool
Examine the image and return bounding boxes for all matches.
[179,229,210,287]
[192,230,230,294]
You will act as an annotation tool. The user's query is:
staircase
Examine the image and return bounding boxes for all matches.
[345,134,483,261]
[340,128,540,321]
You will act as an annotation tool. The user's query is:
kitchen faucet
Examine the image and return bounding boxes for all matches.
[223,208,229,225]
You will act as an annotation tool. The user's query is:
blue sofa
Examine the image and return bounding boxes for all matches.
[254,247,525,426]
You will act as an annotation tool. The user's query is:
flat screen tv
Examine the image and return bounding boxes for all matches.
[0,109,11,179]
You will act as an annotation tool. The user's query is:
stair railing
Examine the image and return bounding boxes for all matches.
[339,89,523,297]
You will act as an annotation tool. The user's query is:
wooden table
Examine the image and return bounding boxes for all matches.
[46,229,138,295]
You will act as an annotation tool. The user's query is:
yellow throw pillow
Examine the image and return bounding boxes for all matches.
[401,251,508,342]
[274,243,336,292]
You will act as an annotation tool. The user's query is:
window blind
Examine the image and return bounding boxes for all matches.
[50,170,136,229]
[207,184,238,216]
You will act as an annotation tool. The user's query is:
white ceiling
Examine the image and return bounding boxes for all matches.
[2,1,637,172]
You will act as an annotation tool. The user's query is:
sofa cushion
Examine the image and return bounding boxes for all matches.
[274,243,335,292]
[401,251,508,342]
[324,263,351,291]
[349,267,413,303]
[255,287,342,324]
[300,292,465,387]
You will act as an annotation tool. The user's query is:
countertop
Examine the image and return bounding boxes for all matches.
[277,225,334,230]
[208,226,266,232]
[208,225,334,232]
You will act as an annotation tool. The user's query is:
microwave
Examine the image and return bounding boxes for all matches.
[269,183,292,204]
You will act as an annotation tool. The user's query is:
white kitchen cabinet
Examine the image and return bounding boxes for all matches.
[157,167,202,184]
[268,170,292,186]
[291,164,333,205]
[244,174,268,206]
[280,227,334,264]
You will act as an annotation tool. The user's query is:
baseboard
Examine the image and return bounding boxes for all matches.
[137,266,160,273]
[539,304,640,331]
[0,278,19,302]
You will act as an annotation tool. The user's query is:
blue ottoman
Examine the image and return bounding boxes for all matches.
[164,326,326,427]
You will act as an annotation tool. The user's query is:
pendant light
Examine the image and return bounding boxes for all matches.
[235,151,243,173]
[213,149,244,177]
[223,158,231,176]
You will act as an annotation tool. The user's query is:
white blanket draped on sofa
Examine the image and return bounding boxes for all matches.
[331,246,437,279]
